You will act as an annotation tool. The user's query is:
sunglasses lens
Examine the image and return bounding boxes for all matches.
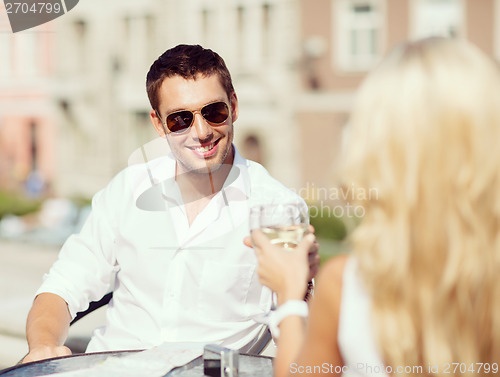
[166,111,194,133]
[164,102,229,133]
[202,102,229,124]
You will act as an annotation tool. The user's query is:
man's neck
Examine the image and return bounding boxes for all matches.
[175,163,233,202]
[175,148,235,225]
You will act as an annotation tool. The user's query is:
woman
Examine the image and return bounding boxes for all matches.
[252,37,500,376]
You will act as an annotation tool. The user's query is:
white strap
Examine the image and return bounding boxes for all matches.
[268,300,309,339]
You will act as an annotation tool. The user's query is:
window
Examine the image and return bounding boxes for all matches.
[74,19,87,39]
[262,3,272,59]
[135,111,149,129]
[200,8,217,48]
[236,5,245,61]
[201,8,210,40]
[411,0,463,39]
[0,33,12,78]
[494,0,500,60]
[16,33,38,77]
[30,121,38,171]
[242,134,264,165]
[261,3,274,59]
[145,14,155,58]
[123,16,131,40]
[333,0,386,72]
[73,19,87,73]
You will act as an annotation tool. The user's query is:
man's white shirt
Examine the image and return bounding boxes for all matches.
[37,147,303,352]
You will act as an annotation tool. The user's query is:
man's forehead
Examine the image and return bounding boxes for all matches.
[157,73,228,113]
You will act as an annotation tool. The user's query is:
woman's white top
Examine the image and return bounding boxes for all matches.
[338,257,389,377]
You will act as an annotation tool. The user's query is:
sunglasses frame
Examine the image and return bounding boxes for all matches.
[155,100,230,134]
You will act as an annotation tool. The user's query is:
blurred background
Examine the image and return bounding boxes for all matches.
[1,0,499,368]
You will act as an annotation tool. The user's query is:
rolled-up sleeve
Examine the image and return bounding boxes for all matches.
[36,179,121,319]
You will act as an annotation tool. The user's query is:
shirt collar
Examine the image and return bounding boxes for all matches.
[135,145,250,210]
[221,147,250,200]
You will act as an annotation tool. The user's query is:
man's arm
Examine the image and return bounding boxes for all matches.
[22,293,72,363]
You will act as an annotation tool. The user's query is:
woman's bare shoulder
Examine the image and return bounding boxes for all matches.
[318,253,350,284]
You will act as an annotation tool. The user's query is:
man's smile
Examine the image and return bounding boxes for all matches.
[188,138,221,158]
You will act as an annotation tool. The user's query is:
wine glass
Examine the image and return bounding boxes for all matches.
[249,202,309,311]
[249,202,309,249]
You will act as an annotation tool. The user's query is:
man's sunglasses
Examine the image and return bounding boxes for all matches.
[156,101,230,134]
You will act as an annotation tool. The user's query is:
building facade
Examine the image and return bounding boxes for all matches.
[2,0,500,198]
[49,0,303,197]
[296,0,500,200]
[0,5,56,196]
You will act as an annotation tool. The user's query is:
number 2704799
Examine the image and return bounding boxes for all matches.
[442,363,498,374]
[5,2,62,14]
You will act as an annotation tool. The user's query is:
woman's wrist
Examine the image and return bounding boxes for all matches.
[277,290,305,306]
[276,280,313,305]
[269,300,309,339]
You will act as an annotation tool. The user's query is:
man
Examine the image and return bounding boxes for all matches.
[23,44,319,362]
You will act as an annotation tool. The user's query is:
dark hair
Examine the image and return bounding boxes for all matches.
[146,44,235,112]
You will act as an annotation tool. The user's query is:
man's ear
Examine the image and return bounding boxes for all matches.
[150,109,167,137]
[230,92,239,123]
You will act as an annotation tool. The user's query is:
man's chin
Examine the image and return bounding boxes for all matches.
[187,161,232,175]
[177,145,234,176]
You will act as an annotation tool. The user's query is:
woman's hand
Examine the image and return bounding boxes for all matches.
[250,229,316,305]
[244,225,320,287]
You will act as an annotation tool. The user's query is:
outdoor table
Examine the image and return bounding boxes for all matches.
[0,350,274,377]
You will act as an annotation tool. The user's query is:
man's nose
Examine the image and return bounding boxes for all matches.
[191,112,213,141]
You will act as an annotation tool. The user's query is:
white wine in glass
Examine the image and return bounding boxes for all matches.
[261,224,307,249]
[250,202,309,250]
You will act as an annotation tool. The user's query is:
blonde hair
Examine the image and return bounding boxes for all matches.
[343,37,500,373]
